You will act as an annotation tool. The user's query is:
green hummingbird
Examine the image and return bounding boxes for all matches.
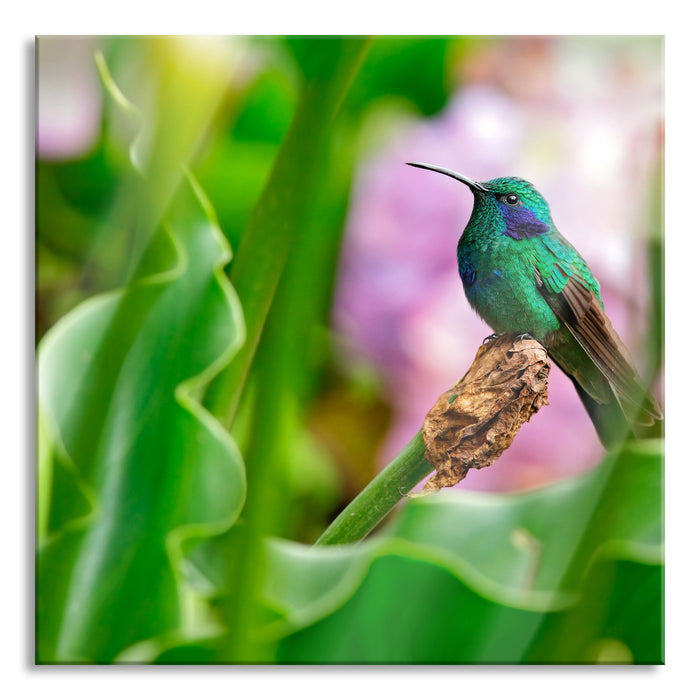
[407,162,662,448]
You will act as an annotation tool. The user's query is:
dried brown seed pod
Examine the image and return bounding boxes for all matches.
[421,334,550,494]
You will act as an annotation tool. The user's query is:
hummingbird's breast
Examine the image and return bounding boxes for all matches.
[458,240,559,339]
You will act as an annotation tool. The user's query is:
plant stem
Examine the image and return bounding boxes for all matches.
[314,431,433,546]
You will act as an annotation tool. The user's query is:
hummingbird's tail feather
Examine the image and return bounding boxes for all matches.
[551,345,662,450]
[571,379,628,449]
[614,383,662,429]
[571,376,661,449]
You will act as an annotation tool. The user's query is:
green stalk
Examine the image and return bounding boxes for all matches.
[315,431,434,546]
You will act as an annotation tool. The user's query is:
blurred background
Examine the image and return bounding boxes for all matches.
[37,35,664,543]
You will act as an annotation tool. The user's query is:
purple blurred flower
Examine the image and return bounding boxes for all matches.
[334,37,663,492]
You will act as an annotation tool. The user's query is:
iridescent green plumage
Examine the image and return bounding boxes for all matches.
[408,163,662,448]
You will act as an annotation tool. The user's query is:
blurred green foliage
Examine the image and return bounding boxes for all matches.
[268,441,662,664]
[36,36,663,664]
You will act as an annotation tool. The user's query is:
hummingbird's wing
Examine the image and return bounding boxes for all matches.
[533,235,662,424]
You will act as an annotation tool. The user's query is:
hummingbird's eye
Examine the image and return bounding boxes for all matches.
[503,193,520,206]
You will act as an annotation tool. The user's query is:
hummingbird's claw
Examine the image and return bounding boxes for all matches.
[482,333,500,344]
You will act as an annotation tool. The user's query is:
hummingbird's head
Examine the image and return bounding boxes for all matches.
[406,163,554,240]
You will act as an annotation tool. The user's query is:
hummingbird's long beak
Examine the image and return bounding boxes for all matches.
[406,162,489,193]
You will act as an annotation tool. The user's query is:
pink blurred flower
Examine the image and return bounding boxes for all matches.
[334,37,663,492]
[37,37,103,160]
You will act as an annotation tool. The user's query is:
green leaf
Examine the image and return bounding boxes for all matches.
[37,175,246,663]
[347,36,453,116]
[202,37,370,427]
[260,441,662,663]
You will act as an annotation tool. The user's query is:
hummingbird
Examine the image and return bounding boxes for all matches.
[407,162,662,448]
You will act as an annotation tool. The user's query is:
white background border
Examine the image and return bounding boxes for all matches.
[6,2,694,696]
